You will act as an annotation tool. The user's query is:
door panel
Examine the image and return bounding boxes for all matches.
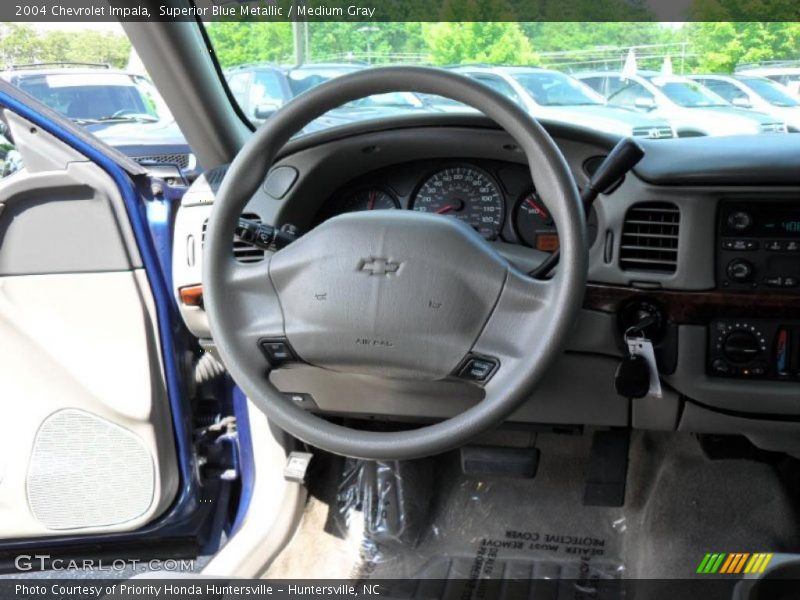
[0,108,178,538]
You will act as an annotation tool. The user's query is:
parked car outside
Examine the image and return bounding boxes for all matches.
[302,90,436,133]
[225,62,435,133]
[284,62,366,96]
[689,74,800,132]
[223,62,294,125]
[576,70,787,136]
[0,63,199,181]
[736,63,800,97]
[450,66,676,139]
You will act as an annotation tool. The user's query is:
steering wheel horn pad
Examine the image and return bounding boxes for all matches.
[204,67,587,459]
[270,210,509,380]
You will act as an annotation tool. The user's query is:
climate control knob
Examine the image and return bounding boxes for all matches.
[722,330,762,364]
[727,259,754,282]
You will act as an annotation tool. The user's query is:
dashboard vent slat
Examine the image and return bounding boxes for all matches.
[202,213,265,263]
[619,201,680,274]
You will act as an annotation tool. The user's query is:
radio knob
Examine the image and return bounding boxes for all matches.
[722,330,762,364]
[726,259,753,282]
[727,211,753,232]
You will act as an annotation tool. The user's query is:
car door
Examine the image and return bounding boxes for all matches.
[577,75,607,96]
[0,80,209,567]
[608,80,657,111]
[700,79,753,107]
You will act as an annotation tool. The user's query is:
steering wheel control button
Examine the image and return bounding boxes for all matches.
[284,393,318,410]
[259,339,296,367]
[458,355,499,382]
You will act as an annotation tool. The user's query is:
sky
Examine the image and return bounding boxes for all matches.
[26,22,123,33]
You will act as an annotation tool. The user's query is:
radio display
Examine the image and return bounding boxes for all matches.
[766,219,800,236]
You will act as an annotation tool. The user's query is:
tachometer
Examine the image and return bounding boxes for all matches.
[514,190,559,252]
[411,166,504,239]
[324,187,399,218]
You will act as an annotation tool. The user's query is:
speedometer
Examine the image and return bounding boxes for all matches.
[411,166,504,239]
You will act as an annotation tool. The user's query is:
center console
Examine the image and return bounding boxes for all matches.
[710,201,800,380]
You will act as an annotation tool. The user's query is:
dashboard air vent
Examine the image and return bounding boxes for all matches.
[202,213,265,263]
[619,202,680,273]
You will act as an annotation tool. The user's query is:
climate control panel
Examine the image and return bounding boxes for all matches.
[708,319,799,380]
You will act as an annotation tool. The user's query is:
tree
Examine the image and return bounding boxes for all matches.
[682,21,800,72]
[521,22,677,53]
[423,23,539,65]
[0,24,130,68]
[205,22,293,67]
[305,22,425,62]
[0,24,42,65]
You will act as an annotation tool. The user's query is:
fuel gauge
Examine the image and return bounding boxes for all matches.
[514,190,559,252]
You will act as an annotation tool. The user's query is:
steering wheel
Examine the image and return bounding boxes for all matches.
[204,67,587,460]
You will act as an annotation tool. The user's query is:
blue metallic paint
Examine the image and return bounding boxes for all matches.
[0,91,214,550]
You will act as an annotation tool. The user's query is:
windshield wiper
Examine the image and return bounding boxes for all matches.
[95,114,159,123]
[542,101,600,106]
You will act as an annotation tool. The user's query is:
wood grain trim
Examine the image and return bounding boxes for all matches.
[584,283,800,324]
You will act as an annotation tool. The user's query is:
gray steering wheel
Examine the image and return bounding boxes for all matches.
[204,67,587,460]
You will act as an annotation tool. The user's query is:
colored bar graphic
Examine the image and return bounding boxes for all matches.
[733,553,749,573]
[720,554,736,574]
[696,554,713,574]
[699,553,774,575]
[711,553,726,573]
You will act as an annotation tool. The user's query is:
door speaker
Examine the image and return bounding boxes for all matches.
[26,409,154,530]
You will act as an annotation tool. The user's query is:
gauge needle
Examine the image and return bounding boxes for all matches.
[367,191,376,210]
[436,204,456,214]
[525,197,548,218]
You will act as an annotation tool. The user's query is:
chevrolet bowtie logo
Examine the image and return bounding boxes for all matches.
[360,257,401,276]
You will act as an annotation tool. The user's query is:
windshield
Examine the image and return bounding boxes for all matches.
[200,22,800,137]
[345,92,424,109]
[740,77,799,107]
[512,72,604,106]
[15,72,168,123]
[286,66,364,96]
[649,77,729,107]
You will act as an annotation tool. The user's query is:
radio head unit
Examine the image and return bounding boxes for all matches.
[717,201,800,290]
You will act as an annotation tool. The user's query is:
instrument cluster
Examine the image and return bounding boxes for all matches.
[315,159,566,252]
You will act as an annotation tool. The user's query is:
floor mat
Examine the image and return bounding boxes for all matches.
[266,430,800,593]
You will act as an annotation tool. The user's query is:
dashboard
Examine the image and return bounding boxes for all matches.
[171,114,800,456]
[314,158,599,253]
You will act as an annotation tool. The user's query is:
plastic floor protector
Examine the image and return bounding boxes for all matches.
[265,430,800,599]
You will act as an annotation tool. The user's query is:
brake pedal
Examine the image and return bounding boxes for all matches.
[460,445,540,478]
